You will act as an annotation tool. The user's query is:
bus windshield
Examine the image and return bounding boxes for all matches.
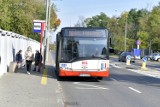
[61,37,107,62]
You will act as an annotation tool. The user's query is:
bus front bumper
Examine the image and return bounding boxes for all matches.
[59,69,109,77]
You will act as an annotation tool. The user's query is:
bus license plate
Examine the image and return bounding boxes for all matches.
[79,74,90,77]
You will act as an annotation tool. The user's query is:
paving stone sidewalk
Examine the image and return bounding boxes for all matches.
[0,53,64,107]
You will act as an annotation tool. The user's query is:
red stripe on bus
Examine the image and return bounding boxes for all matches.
[59,69,109,77]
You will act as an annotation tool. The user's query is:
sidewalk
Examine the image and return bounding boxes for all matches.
[0,52,64,107]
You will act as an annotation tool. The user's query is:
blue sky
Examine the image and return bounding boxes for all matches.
[51,0,160,42]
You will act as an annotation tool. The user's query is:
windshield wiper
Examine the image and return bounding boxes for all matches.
[69,57,80,62]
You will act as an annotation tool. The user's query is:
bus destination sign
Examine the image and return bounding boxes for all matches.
[66,30,106,37]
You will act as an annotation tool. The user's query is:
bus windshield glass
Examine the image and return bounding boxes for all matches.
[61,37,107,62]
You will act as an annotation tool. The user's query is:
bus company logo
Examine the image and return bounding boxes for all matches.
[101,63,106,70]
[81,61,88,69]
[60,63,67,68]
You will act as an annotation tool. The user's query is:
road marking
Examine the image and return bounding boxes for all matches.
[110,63,121,68]
[129,69,160,79]
[110,78,117,81]
[128,87,142,93]
[74,82,108,90]
[75,87,107,89]
[41,68,48,85]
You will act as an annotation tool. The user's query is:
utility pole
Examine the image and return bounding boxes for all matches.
[45,0,51,62]
[124,14,128,51]
[43,0,49,67]
[115,10,128,51]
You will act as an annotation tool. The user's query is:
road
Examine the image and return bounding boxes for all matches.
[111,56,160,70]
[59,68,160,107]
[51,52,160,107]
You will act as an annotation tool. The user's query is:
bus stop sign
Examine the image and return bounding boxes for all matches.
[33,20,45,33]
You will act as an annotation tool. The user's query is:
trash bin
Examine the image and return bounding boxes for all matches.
[9,62,17,73]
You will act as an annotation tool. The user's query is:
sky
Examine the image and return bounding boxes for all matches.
[51,0,160,42]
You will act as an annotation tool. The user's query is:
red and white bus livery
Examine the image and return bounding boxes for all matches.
[55,27,110,80]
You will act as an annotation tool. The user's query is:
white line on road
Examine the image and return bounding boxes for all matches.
[128,87,142,94]
[110,78,117,81]
[75,87,107,89]
[110,63,121,68]
[74,82,109,90]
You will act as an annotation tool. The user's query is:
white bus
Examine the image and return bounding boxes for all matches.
[55,27,112,80]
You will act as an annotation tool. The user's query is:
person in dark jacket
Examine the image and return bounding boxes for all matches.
[33,50,42,72]
[16,50,22,68]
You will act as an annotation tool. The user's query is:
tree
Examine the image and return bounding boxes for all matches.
[82,3,160,52]
[84,12,110,29]
[147,3,160,51]
[0,0,60,41]
[74,16,86,27]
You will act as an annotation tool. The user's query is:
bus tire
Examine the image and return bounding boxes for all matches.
[97,77,103,80]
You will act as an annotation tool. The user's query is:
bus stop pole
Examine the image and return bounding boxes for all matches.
[39,22,45,71]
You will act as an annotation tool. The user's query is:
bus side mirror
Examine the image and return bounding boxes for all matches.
[109,48,114,53]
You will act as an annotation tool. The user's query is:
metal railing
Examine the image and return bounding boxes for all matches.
[0,29,43,76]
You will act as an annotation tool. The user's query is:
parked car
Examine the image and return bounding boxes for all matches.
[142,55,152,61]
[118,51,135,62]
[152,53,160,61]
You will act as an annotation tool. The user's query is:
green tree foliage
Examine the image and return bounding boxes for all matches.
[85,12,110,29]
[146,3,160,51]
[84,3,160,52]
[0,0,60,41]
[137,31,149,49]
[50,4,61,31]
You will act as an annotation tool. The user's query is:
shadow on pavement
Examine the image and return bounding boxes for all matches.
[15,64,57,80]
[57,76,100,82]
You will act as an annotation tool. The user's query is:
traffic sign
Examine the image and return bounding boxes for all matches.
[126,55,131,60]
[142,57,147,62]
[136,40,141,45]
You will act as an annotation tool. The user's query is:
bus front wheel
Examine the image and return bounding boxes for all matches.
[97,77,103,80]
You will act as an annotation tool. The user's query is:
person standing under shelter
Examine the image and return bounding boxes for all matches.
[25,46,34,75]
[16,50,22,68]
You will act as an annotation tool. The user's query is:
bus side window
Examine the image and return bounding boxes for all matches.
[73,43,79,57]
[101,47,106,55]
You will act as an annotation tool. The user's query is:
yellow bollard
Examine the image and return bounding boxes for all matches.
[141,62,146,69]
[126,59,131,65]
[126,55,131,65]
[141,57,147,70]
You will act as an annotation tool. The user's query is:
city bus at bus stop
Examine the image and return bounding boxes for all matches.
[55,27,113,80]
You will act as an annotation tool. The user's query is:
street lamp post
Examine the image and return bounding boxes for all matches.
[124,15,128,51]
[115,10,128,51]
[43,0,50,67]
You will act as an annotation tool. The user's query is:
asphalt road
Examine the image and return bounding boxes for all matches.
[59,67,160,107]
[111,56,160,70]
[51,52,160,107]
